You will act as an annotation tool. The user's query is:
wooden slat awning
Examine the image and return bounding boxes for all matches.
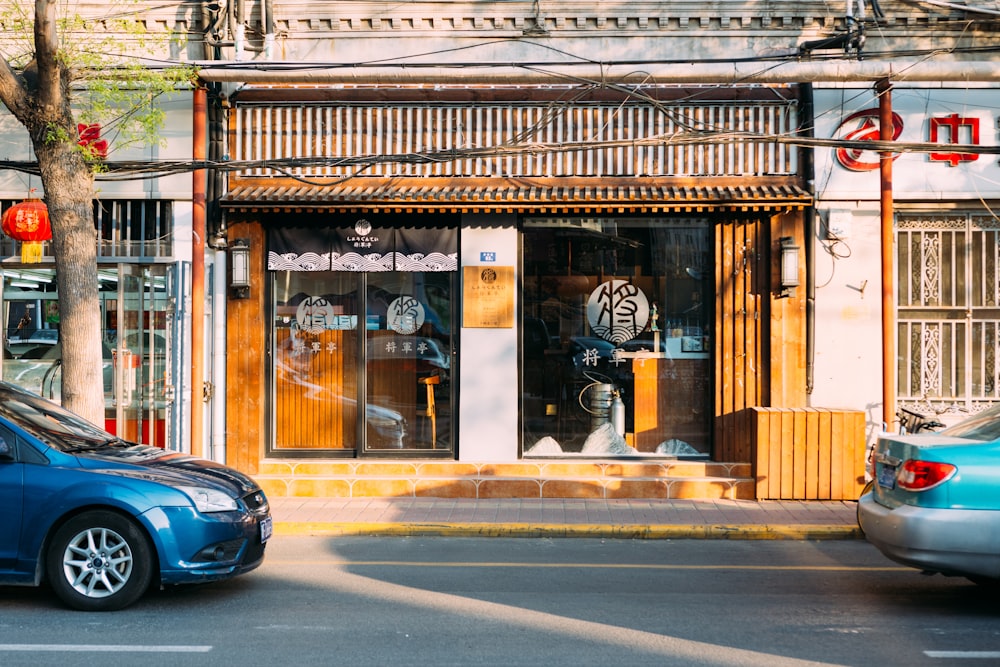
[221,180,812,213]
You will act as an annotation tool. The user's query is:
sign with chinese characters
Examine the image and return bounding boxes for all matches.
[296,296,337,334]
[928,114,979,166]
[387,295,425,335]
[462,266,514,328]
[814,88,1000,200]
[586,279,650,345]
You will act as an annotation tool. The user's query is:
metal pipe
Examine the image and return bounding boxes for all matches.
[211,248,227,464]
[195,59,1000,85]
[800,83,816,396]
[192,86,208,458]
[877,78,896,432]
[263,0,275,60]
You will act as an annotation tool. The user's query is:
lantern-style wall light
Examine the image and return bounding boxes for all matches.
[230,238,251,299]
[778,236,800,298]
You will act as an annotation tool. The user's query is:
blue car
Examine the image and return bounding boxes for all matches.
[858,405,1000,584]
[0,381,271,611]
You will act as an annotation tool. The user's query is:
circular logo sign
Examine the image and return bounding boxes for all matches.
[296,296,336,334]
[387,295,425,335]
[354,219,372,236]
[586,280,649,345]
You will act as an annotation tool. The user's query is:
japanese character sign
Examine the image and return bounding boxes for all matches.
[388,295,425,335]
[586,280,649,345]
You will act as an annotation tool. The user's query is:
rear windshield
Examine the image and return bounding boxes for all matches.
[940,404,1000,441]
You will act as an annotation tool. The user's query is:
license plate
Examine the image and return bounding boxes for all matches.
[877,463,897,490]
[259,516,273,543]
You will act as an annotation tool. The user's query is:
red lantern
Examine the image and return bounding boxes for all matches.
[2,199,52,263]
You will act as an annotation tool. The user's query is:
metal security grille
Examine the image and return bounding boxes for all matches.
[897,213,1000,416]
[231,101,798,179]
[0,199,173,261]
[95,200,173,259]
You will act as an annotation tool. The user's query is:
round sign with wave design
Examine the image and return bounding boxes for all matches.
[586,280,649,345]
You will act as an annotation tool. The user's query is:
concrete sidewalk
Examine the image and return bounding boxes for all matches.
[269,496,863,540]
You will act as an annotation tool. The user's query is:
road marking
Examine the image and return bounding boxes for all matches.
[925,651,1000,659]
[266,559,904,571]
[0,645,212,653]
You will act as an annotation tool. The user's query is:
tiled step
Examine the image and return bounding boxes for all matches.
[256,460,755,500]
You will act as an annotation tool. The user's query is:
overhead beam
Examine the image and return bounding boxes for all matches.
[195,59,1000,85]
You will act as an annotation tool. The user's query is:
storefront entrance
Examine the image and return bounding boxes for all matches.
[1,264,177,448]
[270,270,455,455]
[266,216,458,457]
[521,216,712,457]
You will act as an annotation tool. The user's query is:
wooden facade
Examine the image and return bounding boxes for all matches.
[219,86,852,499]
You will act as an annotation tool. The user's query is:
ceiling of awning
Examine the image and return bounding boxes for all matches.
[221,181,812,213]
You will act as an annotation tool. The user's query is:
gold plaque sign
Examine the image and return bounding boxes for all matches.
[463,266,514,328]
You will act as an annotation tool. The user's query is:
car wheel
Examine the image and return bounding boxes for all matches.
[46,511,154,611]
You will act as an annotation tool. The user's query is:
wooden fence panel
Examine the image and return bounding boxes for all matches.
[749,407,866,500]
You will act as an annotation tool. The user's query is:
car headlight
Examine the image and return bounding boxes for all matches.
[178,486,239,513]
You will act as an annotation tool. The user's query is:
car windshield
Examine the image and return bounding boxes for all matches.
[0,388,116,452]
[939,404,1000,441]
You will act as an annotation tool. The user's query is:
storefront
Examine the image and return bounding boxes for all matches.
[219,85,812,470]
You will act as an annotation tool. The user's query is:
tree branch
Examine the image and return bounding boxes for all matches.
[0,59,30,121]
[34,0,62,109]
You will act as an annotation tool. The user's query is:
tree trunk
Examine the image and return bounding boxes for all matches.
[0,0,116,426]
[35,140,105,425]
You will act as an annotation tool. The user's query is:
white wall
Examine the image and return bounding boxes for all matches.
[808,86,1000,436]
[458,215,520,461]
[809,205,885,433]
[0,91,193,201]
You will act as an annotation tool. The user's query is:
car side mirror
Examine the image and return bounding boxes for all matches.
[0,436,13,460]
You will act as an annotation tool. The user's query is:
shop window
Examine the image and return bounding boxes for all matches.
[521,217,711,457]
[267,217,457,455]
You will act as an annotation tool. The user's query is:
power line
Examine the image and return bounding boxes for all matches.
[1,130,994,182]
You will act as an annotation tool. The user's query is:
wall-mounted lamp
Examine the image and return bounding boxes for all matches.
[230,238,251,299]
[779,236,800,298]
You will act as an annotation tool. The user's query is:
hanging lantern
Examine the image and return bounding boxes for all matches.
[2,199,52,263]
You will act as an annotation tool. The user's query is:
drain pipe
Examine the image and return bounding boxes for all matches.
[207,85,228,464]
[234,0,245,60]
[800,82,817,396]
[262,0,275,60]
[211,242,228,463]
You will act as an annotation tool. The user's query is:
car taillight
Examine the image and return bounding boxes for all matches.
[896,460,956,491]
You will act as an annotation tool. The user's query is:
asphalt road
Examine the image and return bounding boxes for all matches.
[1,536,997,666]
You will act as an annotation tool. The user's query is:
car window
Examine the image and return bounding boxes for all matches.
[940,404,1000,441]
[0,425,14,459]
[0,390,111,452]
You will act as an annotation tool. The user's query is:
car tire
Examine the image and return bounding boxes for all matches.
[46,510,154,611]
